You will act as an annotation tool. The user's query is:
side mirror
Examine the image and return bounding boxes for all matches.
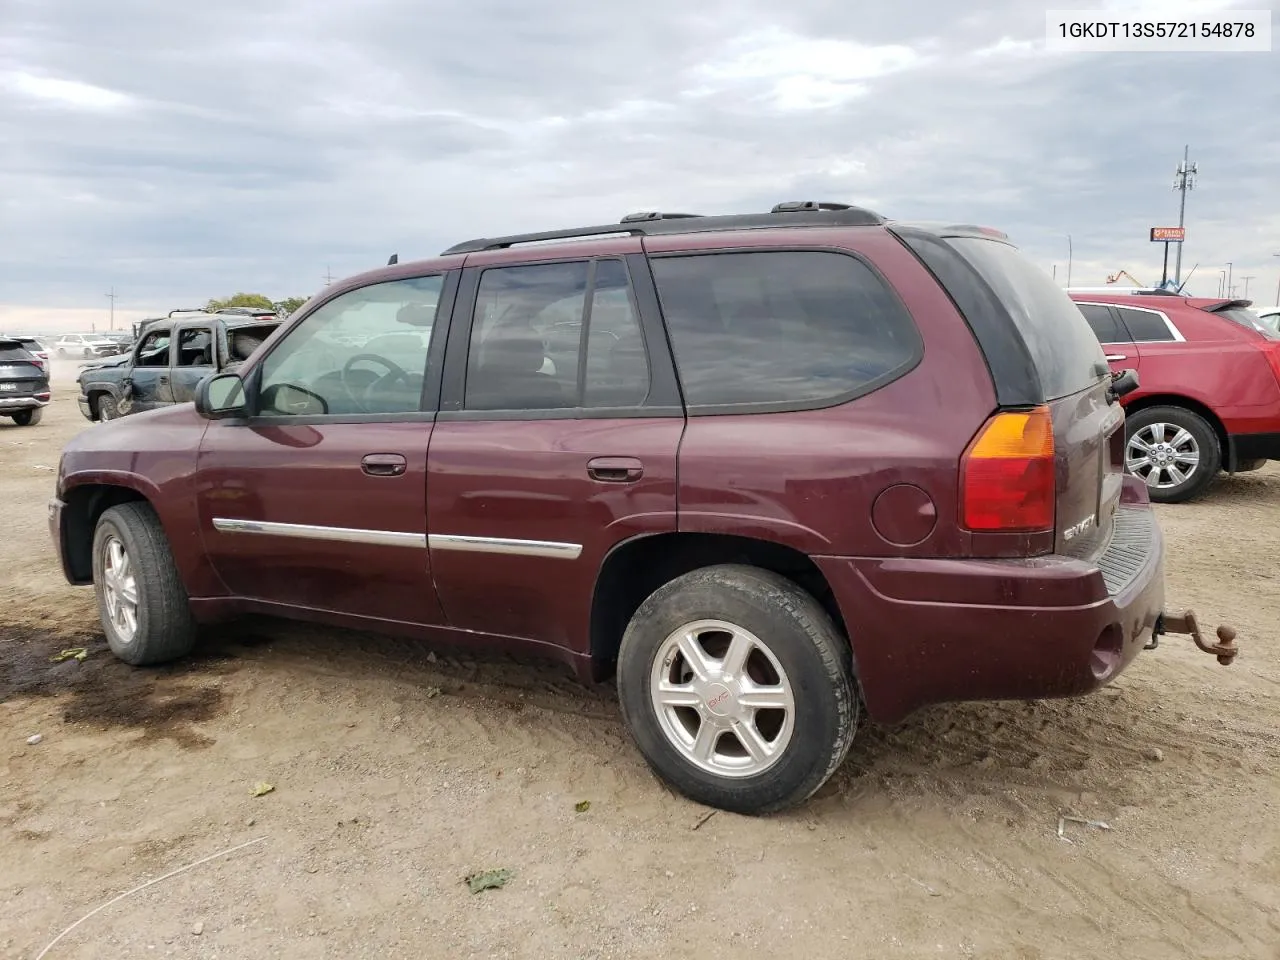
[1107,369,1139,404]
[195,373,248,419]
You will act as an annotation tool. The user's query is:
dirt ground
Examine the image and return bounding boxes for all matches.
[2,364,1278,960]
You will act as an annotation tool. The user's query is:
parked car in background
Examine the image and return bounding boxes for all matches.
[1070,291,1280,502]
[54,333,121,360]
[76,312,281,421]
[0,337,51,425]
[0,335,50,375]
[1254,306,1280,334]
[50,203,1238,814]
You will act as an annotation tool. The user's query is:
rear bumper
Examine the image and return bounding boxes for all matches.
[1230,431,1280,463]
[0,394,49,410]
[815,500,1165,725]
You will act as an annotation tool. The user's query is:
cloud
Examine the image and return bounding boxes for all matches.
[0,0,1276,333]
[2,71,135,111]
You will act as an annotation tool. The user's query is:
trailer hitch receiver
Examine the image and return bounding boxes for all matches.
[1145,610,1239,665]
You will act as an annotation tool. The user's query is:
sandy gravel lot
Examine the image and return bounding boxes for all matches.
[2,364,1278,959]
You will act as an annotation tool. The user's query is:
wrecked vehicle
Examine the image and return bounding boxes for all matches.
[76,313,280,421]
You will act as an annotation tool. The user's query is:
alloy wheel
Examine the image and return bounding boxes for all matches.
[649,619,796,778]
[101,535,139,644]
[1126,421,1200,490]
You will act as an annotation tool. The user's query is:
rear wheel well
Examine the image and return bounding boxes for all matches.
[589,533,848,681]
[1124,394,1229,467]
[62,485,150,582]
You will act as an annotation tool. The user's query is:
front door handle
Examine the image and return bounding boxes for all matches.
[587,456,643,483]
[362,453,407,477]
[1105,354,1128,361]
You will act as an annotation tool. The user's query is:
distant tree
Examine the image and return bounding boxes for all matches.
[273,296,309,317]
[204,292,275,312]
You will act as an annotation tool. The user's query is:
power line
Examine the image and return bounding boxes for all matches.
[1172,145,1196,285]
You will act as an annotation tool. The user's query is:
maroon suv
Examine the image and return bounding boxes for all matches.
[49,203,1234,813]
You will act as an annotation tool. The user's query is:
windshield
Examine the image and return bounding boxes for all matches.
[947,237,1108,400]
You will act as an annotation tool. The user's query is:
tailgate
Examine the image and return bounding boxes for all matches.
[1049,379,1126,561]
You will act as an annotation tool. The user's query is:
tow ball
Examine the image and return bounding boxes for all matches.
[1145,610,1239,665]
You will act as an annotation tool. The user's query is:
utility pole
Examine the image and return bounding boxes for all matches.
[105,287,118,331]
[1066,235,1073,288]
[1241,276,1255,299]
[1172,146,1196,285]
[1274,254,1280,307]
[323,265,335,286]
[1226,262,1233,299]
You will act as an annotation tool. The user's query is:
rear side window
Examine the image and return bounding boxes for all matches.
[650,251,920,409]
[1077,303,1128,343]
[946,238,1107,400]
[1117,308,1176,342]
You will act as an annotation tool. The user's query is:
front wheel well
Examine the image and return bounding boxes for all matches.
[588,532,849,682]
[62,484,150,582]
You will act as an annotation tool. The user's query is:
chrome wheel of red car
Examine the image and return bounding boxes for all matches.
[1127,421,1200,489]
[649,618,796,778]
[1123,405,1220,503]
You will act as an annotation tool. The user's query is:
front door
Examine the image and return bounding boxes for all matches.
[128,327,174,411]
[194,273,454,625]
[427,250,684,655]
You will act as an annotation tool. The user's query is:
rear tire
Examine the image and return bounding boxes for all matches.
[11,408,43,426]
[92,503,196,666]
[1124,406,1220,503]
[616,564,858,815]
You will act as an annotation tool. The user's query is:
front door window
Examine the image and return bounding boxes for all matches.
[256,276,442,416]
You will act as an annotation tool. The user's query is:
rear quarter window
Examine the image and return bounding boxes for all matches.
[946,237,1107,400]
[650,251,921,410]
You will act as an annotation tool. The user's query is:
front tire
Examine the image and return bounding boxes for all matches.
[1125,406,1220,503]
[616,564,858,815]
[11,408,43,426]
[92,503,196,665]
[96,395,120,421]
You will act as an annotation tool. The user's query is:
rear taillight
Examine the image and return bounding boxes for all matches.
[961,405,1056,532]
[1260,342,1280,389]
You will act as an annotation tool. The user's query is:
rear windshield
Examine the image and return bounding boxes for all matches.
[1214,306,1280,341]
[0,345,34,362]
[947,238,1107,400]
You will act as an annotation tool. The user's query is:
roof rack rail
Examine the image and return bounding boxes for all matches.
[441,202,884,255]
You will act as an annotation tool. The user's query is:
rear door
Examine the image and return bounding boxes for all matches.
[1076,302,1141,378]
[425,247,683,656]
[940,238,1124,558]
[170,323,215,403]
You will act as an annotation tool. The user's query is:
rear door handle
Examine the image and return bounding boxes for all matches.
[362,453,407,477]
[1105,354,1128,361]
[587,456,643,483]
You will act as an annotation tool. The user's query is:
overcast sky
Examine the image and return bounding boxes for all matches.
[2,0,1277,332]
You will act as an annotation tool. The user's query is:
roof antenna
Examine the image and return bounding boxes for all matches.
[387,253,398,265]
[1176,262,1198,294]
